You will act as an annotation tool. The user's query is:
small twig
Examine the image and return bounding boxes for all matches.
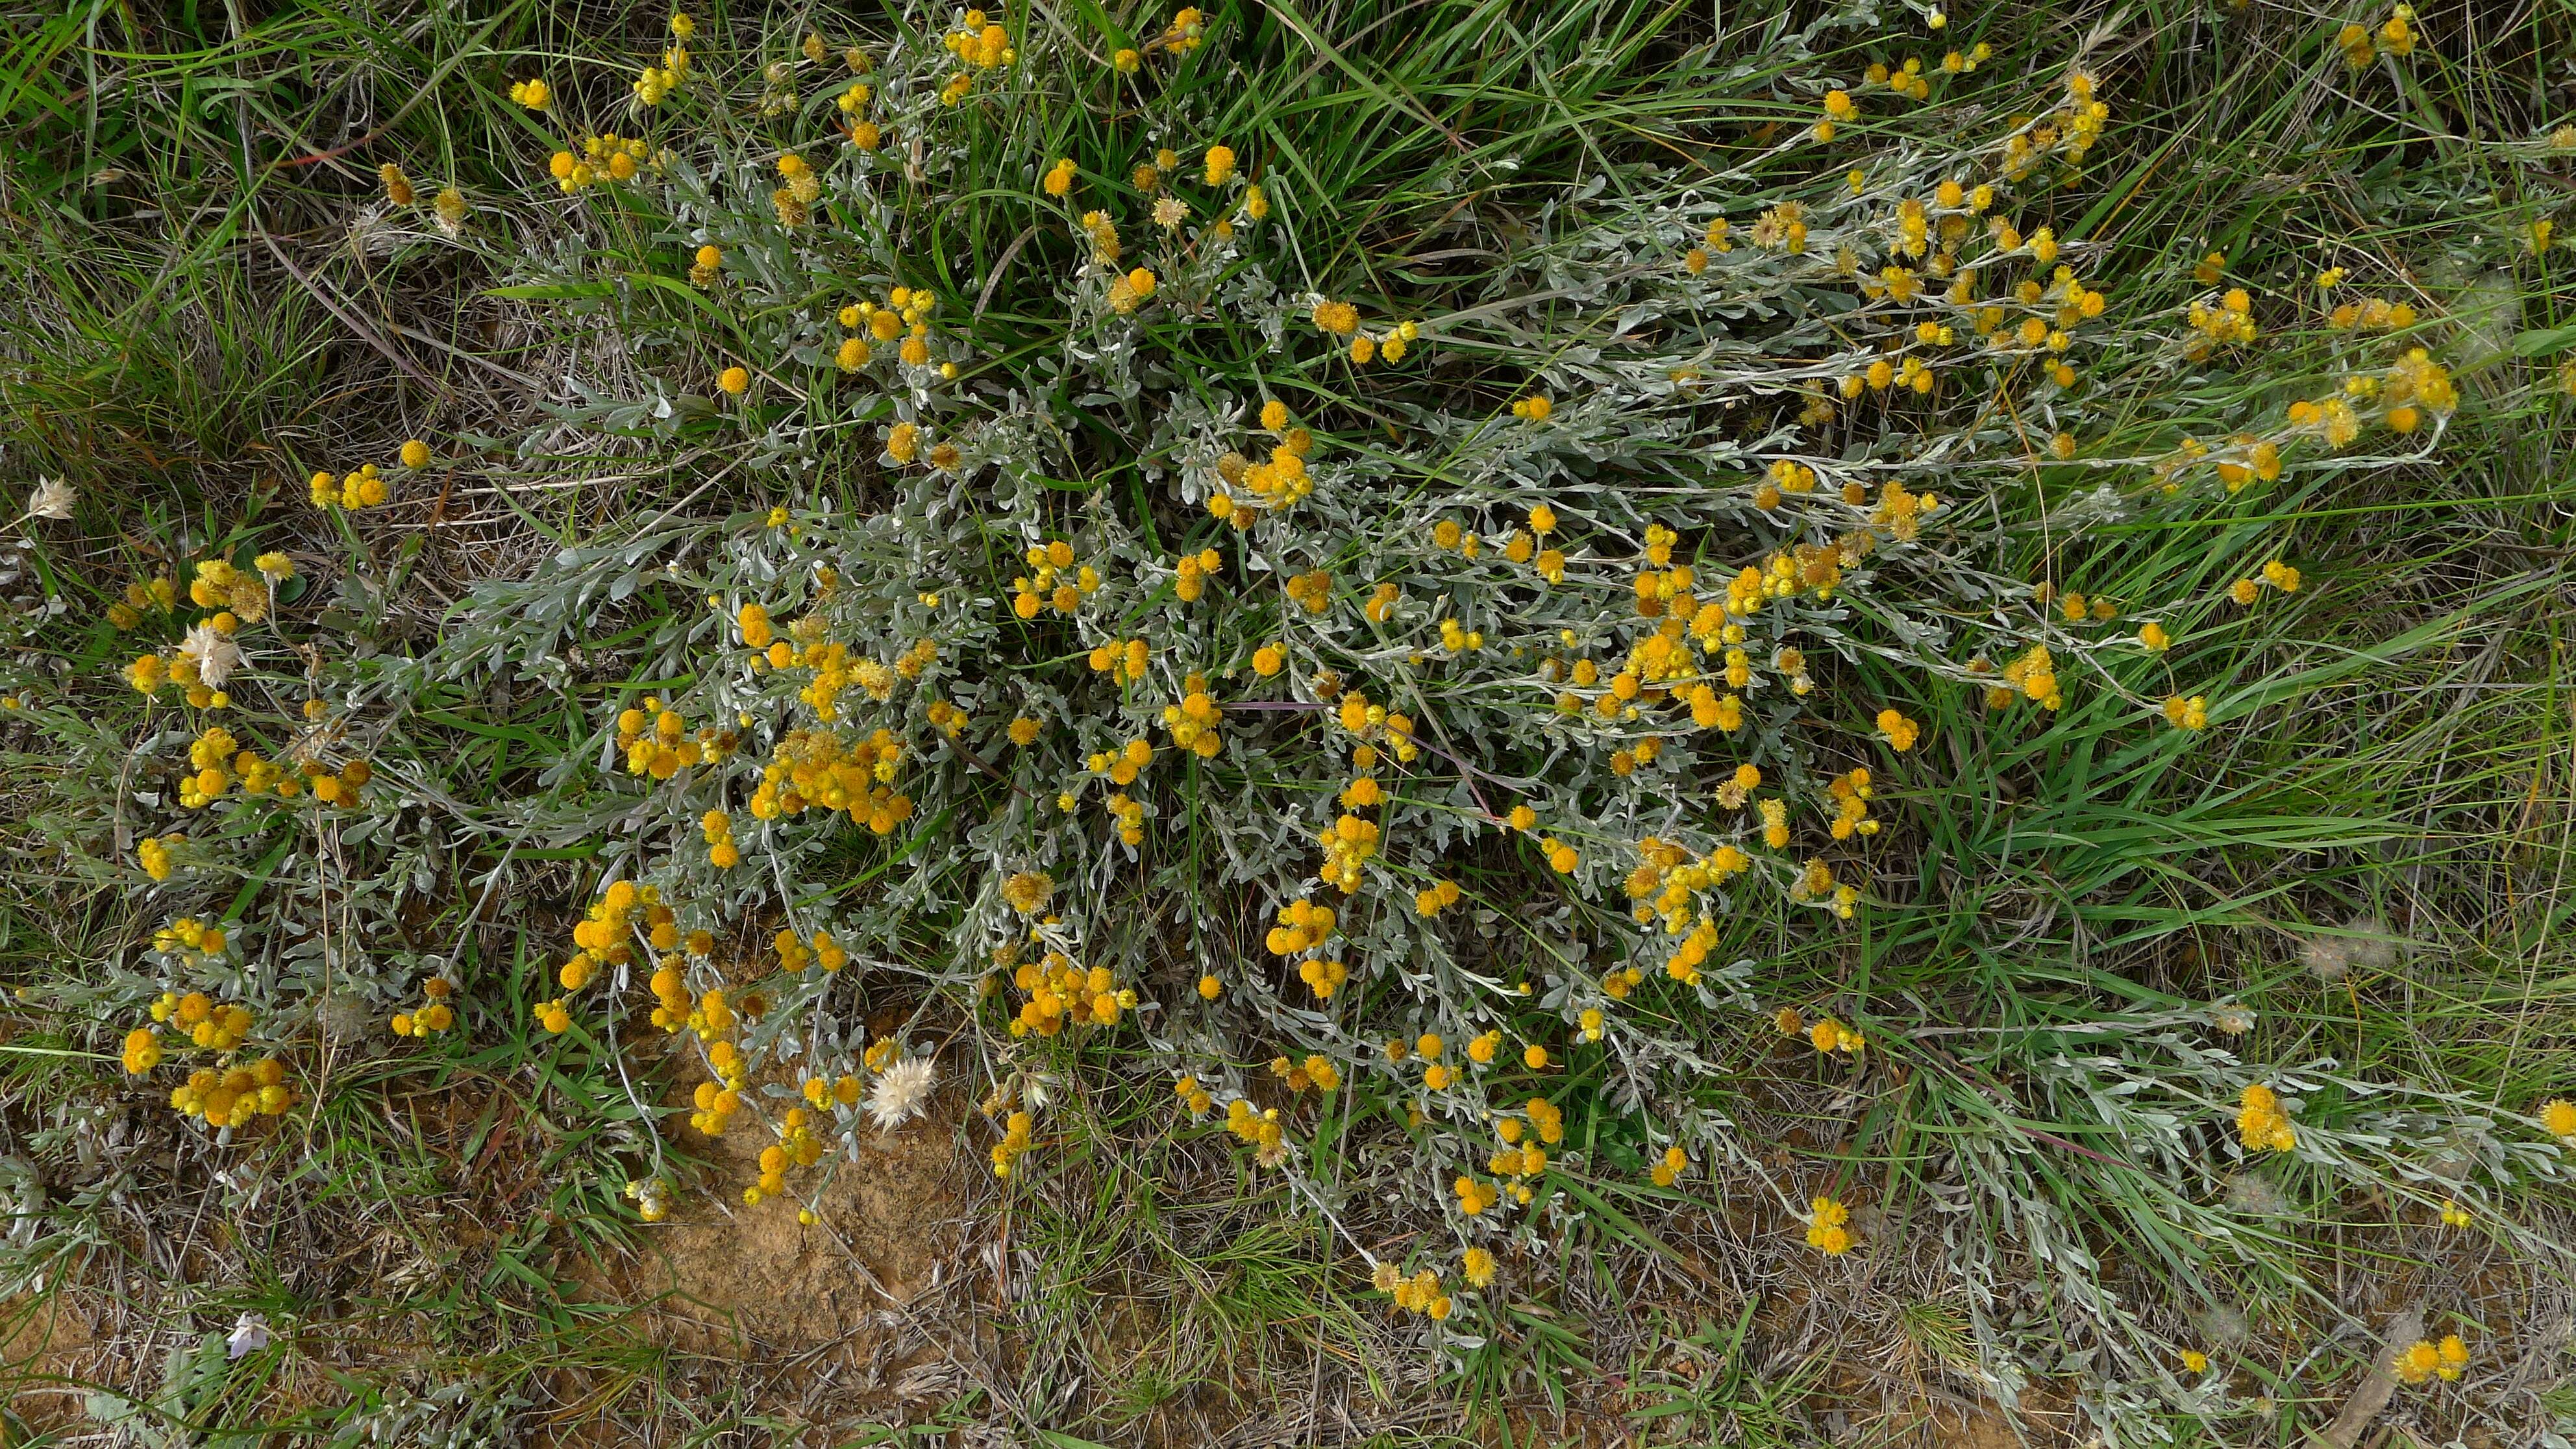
[2315,1306,2423,1449]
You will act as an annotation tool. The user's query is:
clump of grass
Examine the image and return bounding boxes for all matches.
[2,0,2574,1442]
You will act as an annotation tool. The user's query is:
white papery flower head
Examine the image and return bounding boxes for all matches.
[179,621,242,689]
[867,1054,937,1130]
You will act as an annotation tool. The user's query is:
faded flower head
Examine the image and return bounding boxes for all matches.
[26,477,72,521]
[2223,1170,2292,1217]
[1001,871,1054,915]
[2302,911,2403,980]
[867,1053,937,1130]
[179,621,242,689]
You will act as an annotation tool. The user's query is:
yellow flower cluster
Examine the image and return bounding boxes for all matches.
[2236,1083,2296,1152]
[1159,674,1225,757]
[389,977,457,1037]
[1085,636,1151,688]
[687,1013,747,1137]
[1375,1261,1454,1319]
[634,16,693,105]
[105,573,179,631]
[1013,539,1100,617]
[1805,1196,1853,1254]
[136,834,181,880]
[2327,295,2417,331]
[151,917,228,963]
[1270,1052,1341,1092]
[939,7,1013,104]
[1267,898,1349,999]
[2338,5,2418,69]
[1807,1015,1864,1055]
[749,728,913,834]
[841,286,944,372]
[1207,436,1315,523]
[991,1108,1035,1176]
[180,559,270,628]
[617,697,731,778]
[149,990,248,1048]
[1171,547,1222,602]
[1986,643,2061,712]
[121,1027,163,1074]
[2393,1333,2468,1385]
[169,1058,295,1129]
[745,1108,826,1206]
[770,151,822,227]
[1650,1144,1690,1187]
[2185,288,2257,352]
[1824,767,1876,841]
[308,462,388,511]
[557,880,665,995]
[1224,1096,1286,1166]
[1006,946,1135,1035]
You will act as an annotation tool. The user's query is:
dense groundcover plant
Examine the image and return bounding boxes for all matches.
[14,0,2576,1437]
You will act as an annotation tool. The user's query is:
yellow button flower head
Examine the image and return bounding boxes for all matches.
[2541,1098,2576,1139]
[508,78,551,110]
[718,365,750,395]
[1204,144,1235,186]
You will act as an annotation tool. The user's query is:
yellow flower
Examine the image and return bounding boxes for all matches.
[1204,145,1236,186]
[718,365,750,395]
[2540,1098,2576,1139]
[1804,1196,1852,1254]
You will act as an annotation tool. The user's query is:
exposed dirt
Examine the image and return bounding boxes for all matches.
[543,1059,990,1443]
[592,1098,971,1353]
[1,1285,99,1441]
